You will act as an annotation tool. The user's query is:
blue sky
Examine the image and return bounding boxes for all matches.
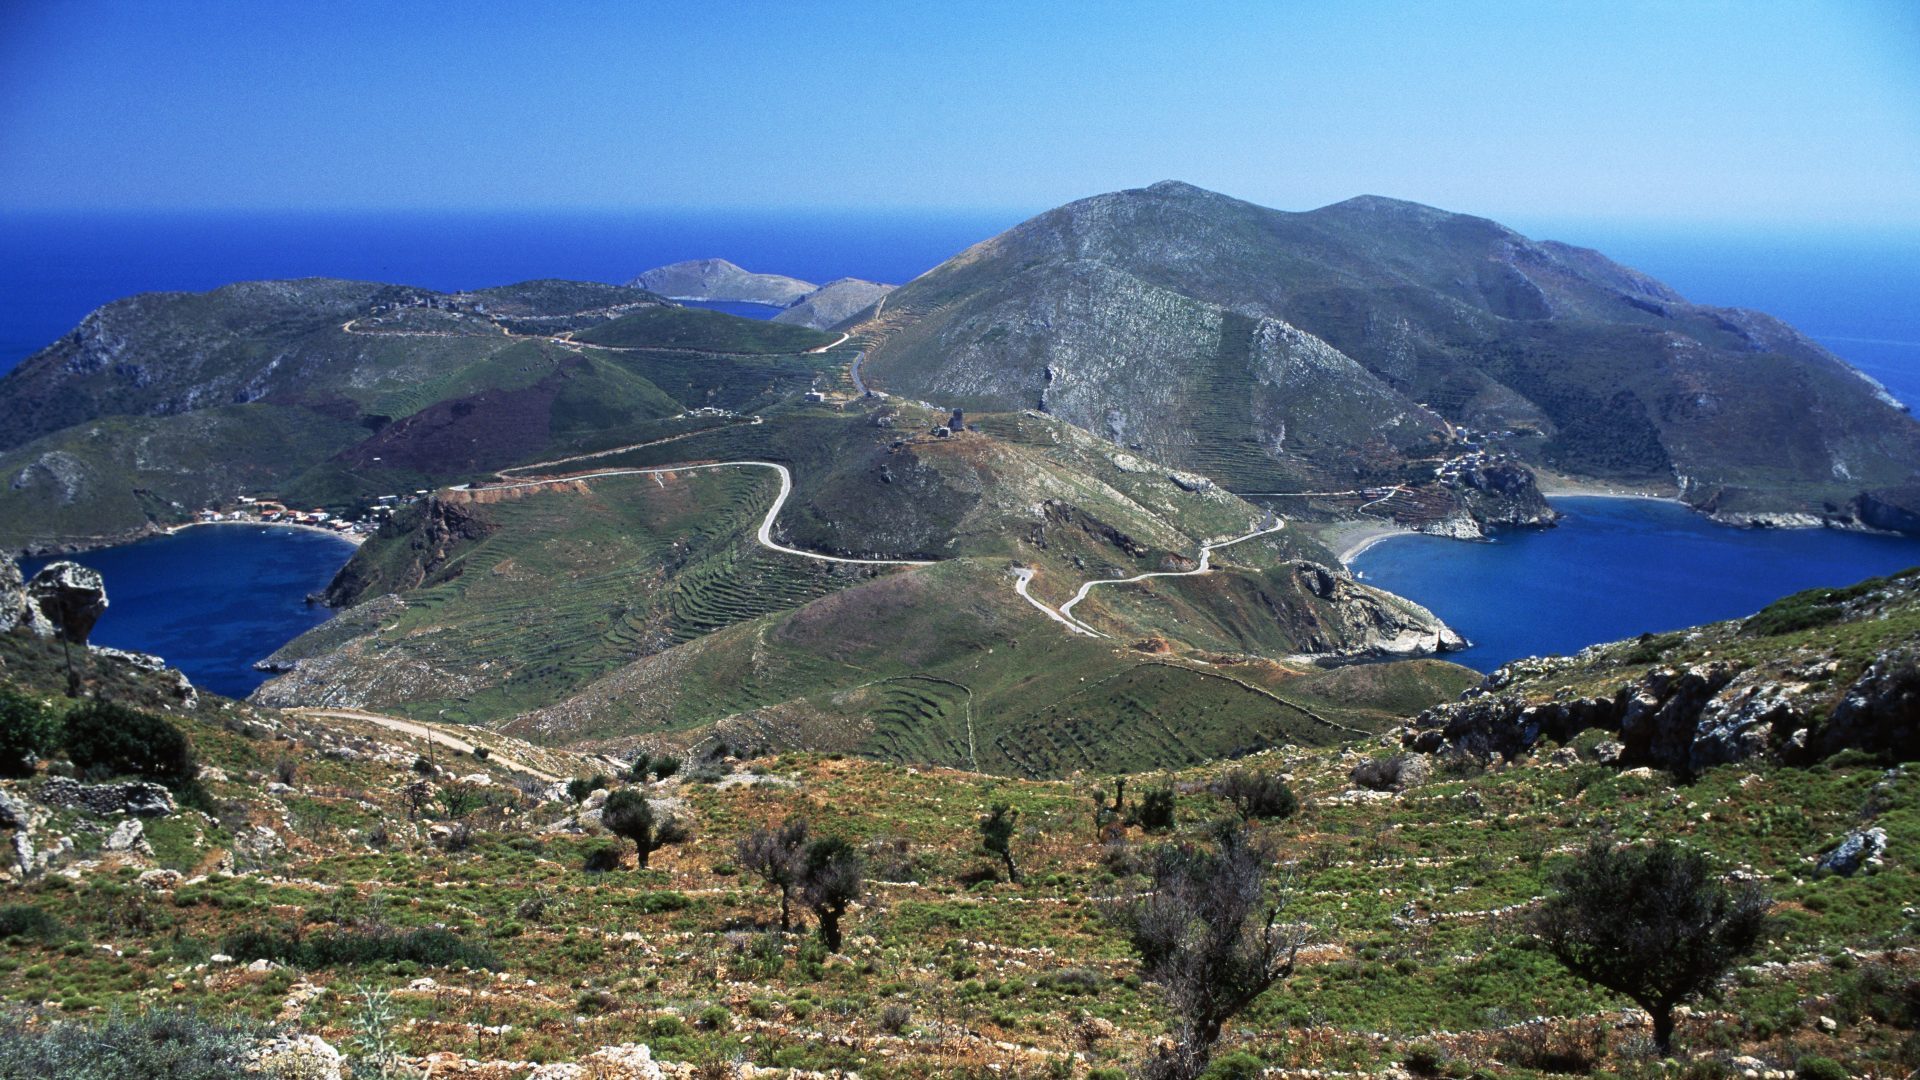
[1,0,1917,226]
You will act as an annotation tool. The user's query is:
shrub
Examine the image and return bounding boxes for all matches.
[0,1006,290,1079]
[471,746,490,761]
[0,904,64,942]
[220,925,499,971]
[1131,785,1175,832]
[878,1003,911,1034]
[1795,1058,1849,1080]
[650,755,681,780]
[1198,1052,1265,1080]
[0,686,60,778]
[61,698,197,790]
[697,1005,731,1031]
[1210,769,1298,821]
[1403,1042,1447,1076]
[583,846,623,873]
[567,775,608,803]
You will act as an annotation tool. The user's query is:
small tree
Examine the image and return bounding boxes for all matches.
[800,836,864,952]
[1211,769,1297,822]
[979,802,1021,883]
[1115,824,1307,1080]
[401,780,433,821]
[1131,784,1176,833]
[567,774,607,803]
[601,789,687,868]
[1092,776,1128,837]
[0,687,60,778]
[1534,840,1768,1056]
[737,817,809,930]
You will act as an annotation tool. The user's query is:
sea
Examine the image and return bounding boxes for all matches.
[3,209,1918,688]
[19,526,356,698]
[1351,497,1920,672]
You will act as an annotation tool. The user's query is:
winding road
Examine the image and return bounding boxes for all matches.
[478,461,935,568]
[1053,520,1288,637]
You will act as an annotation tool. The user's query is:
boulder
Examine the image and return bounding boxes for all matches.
[25,561,108,644]
[103,818,147,853]
[1817,827,1889,877]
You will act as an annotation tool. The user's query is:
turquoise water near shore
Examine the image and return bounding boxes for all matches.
[1350,497,1920,672]
[20,526,355,699]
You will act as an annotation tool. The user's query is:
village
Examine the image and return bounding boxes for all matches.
[185,490,434,540]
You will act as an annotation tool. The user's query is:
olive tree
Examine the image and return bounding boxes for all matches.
[600,789,687,869]
[1115,824,1308,1080]
[736,816,809,930]
[979,802,1020,883]
[800,836,864,952]
[1534,840,1768,1056]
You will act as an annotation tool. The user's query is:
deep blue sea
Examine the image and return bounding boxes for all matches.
[2,210,1917,691]
[1352,497,1920,672]
[20,526,356,698]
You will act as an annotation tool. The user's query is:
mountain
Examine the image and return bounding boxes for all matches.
[0,279,840,551]
[854,181,1920,533]
[771,277,895,329]
[627,258,818,305]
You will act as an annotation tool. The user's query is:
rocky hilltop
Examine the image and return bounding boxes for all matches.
[626,258,817,305]
[771,276,894,330]
[855,181,1920,534]
[1401,568,1920,775]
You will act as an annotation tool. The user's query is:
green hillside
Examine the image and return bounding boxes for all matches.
[0,595,1914,1077]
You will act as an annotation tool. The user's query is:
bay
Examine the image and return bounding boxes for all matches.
[1350,497,1920,672]
[20,526,356,699]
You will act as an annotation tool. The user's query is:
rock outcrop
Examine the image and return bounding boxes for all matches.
[25,560,108,644]
[627,259,816,306]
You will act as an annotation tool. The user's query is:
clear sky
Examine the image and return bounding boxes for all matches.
[2,0,1917,227]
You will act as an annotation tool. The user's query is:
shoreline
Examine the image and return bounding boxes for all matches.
[1318,520,1417,567]
[164,519,365,547]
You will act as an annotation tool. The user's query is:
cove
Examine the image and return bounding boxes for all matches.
[1350,496,1920,672]
[21,525,356,699]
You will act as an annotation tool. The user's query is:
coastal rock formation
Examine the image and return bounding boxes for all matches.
[1291,561,1466,658]
[627,258,816,306]
[25,560,107,644]
[773,277,894,329]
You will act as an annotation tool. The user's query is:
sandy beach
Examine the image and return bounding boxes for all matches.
[166,519,365,546]
[1311,519,1417,567]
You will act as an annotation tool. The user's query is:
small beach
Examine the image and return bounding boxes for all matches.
[167,518,366,546]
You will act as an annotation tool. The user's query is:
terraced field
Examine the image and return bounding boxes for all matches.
[980,660,1367,777]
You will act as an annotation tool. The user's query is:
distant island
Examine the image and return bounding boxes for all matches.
[628,257,895,330]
